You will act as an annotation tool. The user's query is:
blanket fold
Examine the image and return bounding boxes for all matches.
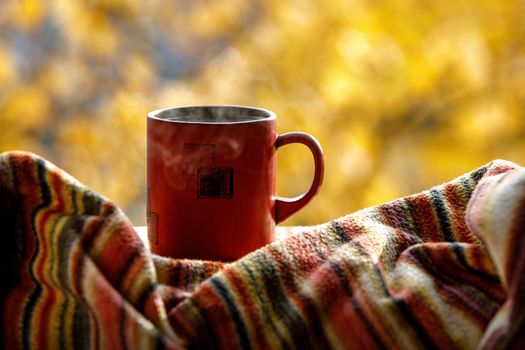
[0,151,524,349]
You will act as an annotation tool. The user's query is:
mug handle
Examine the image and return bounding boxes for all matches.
[274,132,324,223]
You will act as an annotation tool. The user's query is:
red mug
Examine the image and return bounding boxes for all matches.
[147,106,324,261]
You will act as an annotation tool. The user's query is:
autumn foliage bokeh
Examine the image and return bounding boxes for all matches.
[1,0,524,226]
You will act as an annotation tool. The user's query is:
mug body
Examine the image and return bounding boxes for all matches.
[147,106,277,261]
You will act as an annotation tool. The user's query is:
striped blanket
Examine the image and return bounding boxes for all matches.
[1,151,524,349]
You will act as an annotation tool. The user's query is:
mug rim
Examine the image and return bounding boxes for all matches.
[147,105,276,124]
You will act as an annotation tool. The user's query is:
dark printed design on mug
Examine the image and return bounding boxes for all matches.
[182,143,215,176]
[147,211,159,244]
[197,167,234,199]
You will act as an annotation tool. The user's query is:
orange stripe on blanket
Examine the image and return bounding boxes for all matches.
[34,168,68,350]
[224,268,272,348]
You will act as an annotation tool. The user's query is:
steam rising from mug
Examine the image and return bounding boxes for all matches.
[160,105,271,123]
[149,132,242,191]
[147,105,324,261]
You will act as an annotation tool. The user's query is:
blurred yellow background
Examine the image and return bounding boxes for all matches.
[1,0,524,226]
